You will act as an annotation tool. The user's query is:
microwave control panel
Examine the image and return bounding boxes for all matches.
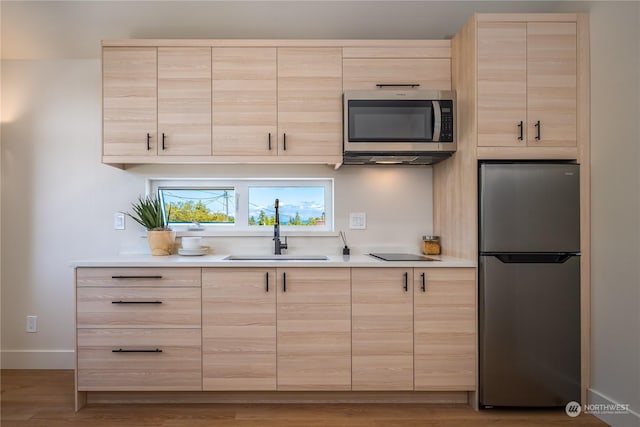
[439,100,454,142]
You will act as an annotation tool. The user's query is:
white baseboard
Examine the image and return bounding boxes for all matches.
[1,349,74,369]
[588,388,640,427]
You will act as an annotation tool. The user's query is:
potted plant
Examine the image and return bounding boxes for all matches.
[125,195,175,256]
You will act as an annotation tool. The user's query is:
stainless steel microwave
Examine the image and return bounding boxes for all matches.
[343,89,456,165]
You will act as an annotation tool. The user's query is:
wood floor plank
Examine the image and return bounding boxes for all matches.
[1,370,608,426]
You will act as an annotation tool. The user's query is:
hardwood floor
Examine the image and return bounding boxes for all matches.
[1,370,608,426]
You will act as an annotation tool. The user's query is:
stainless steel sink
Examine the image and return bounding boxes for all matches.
[224,255,330,261]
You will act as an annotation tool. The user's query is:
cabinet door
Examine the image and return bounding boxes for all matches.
[212,48,277,156]
[103,47,157,156]
[477,23,527,147]
[527,22,577,147]
[352,268,414,391]
[343,58,451,91]
[202,268,276,391]
[158,47,212,156]
[414,268,476,391]
[277,48,343,157]
[277,268,351,390]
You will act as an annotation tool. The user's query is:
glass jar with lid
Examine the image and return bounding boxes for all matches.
[422,235,441,255]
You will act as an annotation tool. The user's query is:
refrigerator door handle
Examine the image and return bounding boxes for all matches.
[492,253,577,264]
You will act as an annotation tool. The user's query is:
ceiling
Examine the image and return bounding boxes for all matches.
[1,1,593,60]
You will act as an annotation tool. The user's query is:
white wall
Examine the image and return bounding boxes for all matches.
[1,2,639,425]
[586,3,640,426]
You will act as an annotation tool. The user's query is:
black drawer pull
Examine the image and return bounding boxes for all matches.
[376,83,420,88]
[111,275,163,279]
[112,348,163,353]
[268,133,272,150]
[403,272,409,292]
[111,301,163,304]
[265,272,270,293]
[421,272,426,292]
[146,133,151,151]
[283,272,287,293]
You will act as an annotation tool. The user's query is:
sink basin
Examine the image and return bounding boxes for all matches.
[224,255,330,261]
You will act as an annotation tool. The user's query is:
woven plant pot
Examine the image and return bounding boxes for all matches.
[147,230,176,256]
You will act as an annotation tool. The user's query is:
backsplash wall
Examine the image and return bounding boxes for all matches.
[121,164,434,256]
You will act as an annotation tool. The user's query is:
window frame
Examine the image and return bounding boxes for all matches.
[147,177,335,236]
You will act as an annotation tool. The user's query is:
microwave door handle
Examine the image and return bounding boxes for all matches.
[432,100,441,142]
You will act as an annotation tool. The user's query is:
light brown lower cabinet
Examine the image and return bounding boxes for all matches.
[76,328,202,391]
[352,268,414,390]
[202,267,351,391]
[202,268,277,391]
[276,268,351,391]
[352,267,477,391]
[414,268,476,391]
[75,267,203,392]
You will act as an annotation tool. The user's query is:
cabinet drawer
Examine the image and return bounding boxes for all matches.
[77,328,202,391]
[76,268,201,288]
[77,287,201,328]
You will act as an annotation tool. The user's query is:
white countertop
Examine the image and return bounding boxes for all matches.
[72,253,476,268]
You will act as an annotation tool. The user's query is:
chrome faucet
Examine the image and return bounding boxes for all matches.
[273,198,288,255]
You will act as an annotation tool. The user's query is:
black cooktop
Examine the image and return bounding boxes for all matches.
[369,253,437,262]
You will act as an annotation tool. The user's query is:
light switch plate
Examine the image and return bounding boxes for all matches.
[349,212,366,229]
[114,213,125,230]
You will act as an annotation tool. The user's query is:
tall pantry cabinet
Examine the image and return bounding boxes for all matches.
[433,13,590,407]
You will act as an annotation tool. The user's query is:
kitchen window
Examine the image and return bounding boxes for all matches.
[150,178,333,235]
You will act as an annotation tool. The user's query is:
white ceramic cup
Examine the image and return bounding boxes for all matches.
[181,236,203,250]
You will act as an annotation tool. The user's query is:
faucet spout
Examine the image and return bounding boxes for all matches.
[273,198,288,255]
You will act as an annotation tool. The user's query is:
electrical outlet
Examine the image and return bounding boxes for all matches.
[114,212,125,230]
[26,315,37,333]
[349,212,366,230]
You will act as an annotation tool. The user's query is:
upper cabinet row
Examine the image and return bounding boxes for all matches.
[476,21,578,149]
[103,47,343,160]
[101,43,452,165]
[102,18,581,166]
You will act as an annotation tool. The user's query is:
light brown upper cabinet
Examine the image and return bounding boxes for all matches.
[103,47,212,158]
[211,48,277,157]
[277,48,343,158]
[477,22,577,147]
[352,268,414,391]
[103,47,158,157]
[414,268,476,391]
[343,47,451,91]
[157,47,212,156]
[212,47,341,159]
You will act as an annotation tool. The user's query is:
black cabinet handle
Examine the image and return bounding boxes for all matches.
[376,83,420,88]
[111,300,162,304]
[283,133,287,151]
[403,272,409,292]
[112,348,162,353]
[283,272,287,293]
[161,132,166,150]
[146,133,151,151]
[517,121,523,141]
[421,272,426,292]
[111,275,163,279]
[268,133,272,151]
[535,120,541,141]
[265,272,269,293]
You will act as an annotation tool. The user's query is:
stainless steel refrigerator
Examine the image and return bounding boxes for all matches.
[479,162,581,407]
